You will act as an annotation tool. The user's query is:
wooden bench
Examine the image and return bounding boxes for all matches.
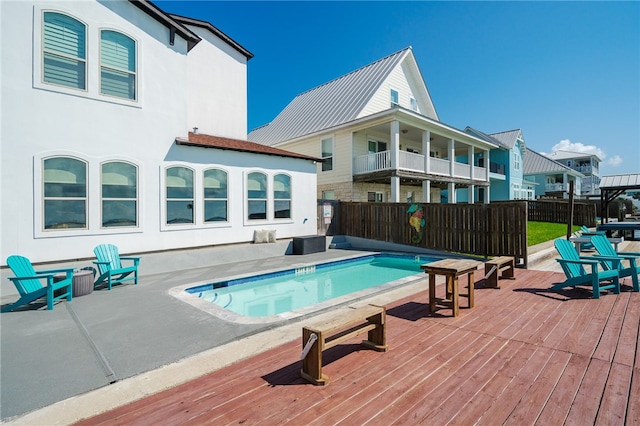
[300,304,387,385]
[484,256,516,289]
[421,259,481,317]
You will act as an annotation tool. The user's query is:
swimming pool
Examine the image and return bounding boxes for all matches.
[183,254,437,319]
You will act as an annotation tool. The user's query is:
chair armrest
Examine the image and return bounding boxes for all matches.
[120,256,140,265]
[617,251,640,257]
[557,258,599,266]
[588,255,623,268]
[8,272,59,281]
[37,267,74,275]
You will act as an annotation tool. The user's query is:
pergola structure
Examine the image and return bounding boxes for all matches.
[599,173,640,222]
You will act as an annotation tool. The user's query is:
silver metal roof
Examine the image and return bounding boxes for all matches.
[490,129,524,152]
[248,48,411,146]
[548,150,602,162]
[523,148,584,177]
[600,173,640,189]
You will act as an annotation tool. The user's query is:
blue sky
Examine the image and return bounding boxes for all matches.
[160,1,639,176]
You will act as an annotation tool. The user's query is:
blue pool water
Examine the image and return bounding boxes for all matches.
[185,254,437,317]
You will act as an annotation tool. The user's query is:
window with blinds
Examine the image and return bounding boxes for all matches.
[43,12,86,90]
[100,30,136,100]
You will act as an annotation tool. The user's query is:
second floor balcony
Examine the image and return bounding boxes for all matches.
[353,150,488,182]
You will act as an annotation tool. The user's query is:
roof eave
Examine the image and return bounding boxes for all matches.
[128,0,201,49]
[169,14,254,60]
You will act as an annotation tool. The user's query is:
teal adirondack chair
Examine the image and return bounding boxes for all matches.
[553,239,621,299]
[2,255,73,312]
[590,234,640,292]
[93,244,140,290]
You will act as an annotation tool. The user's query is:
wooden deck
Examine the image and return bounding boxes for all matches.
[75,269,639,425]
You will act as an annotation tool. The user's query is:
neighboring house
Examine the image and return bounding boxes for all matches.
[523,149,584,199]
[1,0,318,263]
[464,128,533,201]
[248,47,497,204]
[547,150,601,197]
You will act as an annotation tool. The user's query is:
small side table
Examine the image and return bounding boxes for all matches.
[421,259,481,317]
[54,269,94,297]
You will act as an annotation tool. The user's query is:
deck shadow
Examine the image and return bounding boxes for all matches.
[261,343,364,386]
[386,301,428,321]
[512,285,603,301]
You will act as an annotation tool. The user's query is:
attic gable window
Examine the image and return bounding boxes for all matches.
[390,89,399,107]
[42,12,86,90]
[100,30,137,100]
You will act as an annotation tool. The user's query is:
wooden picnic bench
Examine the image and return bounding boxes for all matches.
[484,256,516,289]
[421,259,481,317]
[300,304,387,385]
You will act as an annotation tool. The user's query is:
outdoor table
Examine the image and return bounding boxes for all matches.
[569,236,623,253]
[421,259,481,317]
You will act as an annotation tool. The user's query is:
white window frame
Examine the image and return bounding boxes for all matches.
[42,155,88,232]
[273,173,292,220]
[100,160,139,229]
[390,89,399,107]
[164,165,196,227]
[246,171,269,222]
[409,96,417,112]
[203,167,229,224]
[99,29,138,101]
[321,137,334,172]
[41,11,87,92]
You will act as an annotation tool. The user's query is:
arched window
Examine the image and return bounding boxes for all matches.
[273,174,291,219]
[43,12,86,90]
[166,166,194,224]
[204,168,228,222]
[247,172,267,220]
[101,161,137,227]
[100,30,136,100]
[43,157,87,229]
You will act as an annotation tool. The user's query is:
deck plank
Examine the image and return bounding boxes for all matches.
[73,269,640,426]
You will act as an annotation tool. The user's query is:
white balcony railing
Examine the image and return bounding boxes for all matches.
[353,150,489,182]
[353,151,391,174]
[430,157,450,175]
[398,151,424,172]
[545,183,565,192]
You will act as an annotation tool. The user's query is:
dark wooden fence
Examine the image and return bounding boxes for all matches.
[527,200,597,226]
[334,201,529,267]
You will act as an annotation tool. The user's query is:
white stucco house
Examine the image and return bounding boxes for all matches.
[1,0,318,264]
[248,47,497,204]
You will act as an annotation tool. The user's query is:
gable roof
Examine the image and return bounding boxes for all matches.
[129,0,200,49]
[170,14,253,59]
[464,127,504,148]
[490,129,525,153]
[547,150,602,162]
[464,127,526,153]
[175,133,320,162]
[523,148,584,177]
[248,47,432,146]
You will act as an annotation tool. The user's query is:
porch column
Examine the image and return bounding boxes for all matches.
[468,185,475,204]
[390,120,401,202]
[390,120,400,170]
[485,149,491,183]
[422,130,430,174]
[448,139,455,176]
[422,180,431,202]
[469,146,475,180]
[448,182,456,203]
[485,186,490,204]
[391,176,400,202]
[563,172,568,199]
